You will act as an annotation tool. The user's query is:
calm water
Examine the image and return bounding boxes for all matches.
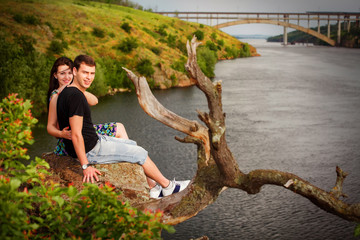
[29,39,360,239]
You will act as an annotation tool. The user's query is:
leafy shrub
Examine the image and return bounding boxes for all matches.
[47,40,67,55]
[99,57,134,90]
[155,24,167,37]
[206,40,218,52]
[193,30,204,41]
[136,59,155,77]
[142,27,158,38]
[117,37,138,53]
[199,24,204,28]
[167,34,177,48]
[121,22,132,33]
[225,45,239,58]
[211,32,217,40]
[0,94,174,239]
[239,43,251,57]
[197,46,217,78]
[109,32,115,38]
[24,15,40,25]
[176,40,187,55]
[0,94,37,164]
[0,35,52,116]
[92,27,105,38]
[13,13,24,23]
[217,39,225,47]
[150,46,161,55]
[171,56,186,73]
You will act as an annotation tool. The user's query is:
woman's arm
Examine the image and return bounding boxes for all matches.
[47,94,71,140]
[83,91,98,106]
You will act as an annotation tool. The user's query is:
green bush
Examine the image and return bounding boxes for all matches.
[136,58,155,77]
[98,57,134,90]
[0,94,174,239]
[193,30,204,41]
[225,45,239,58]
[92,27,106,38]
[171,56,186,73]
[47,40,67,55]
[24,15,40,25]
[150,46,161,55]
[211,32,217,40]
[206,40,218,52]
[13,13,24,23]
[121,22,132,33]
[197,46,217,78]
[217,39,225,47]
[0,35,52,116]
[117,37,138,53]
[167,34,177,48]
[155,24,167,37]
[239,43,251,57]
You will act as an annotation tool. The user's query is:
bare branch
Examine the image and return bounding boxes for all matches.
[122,67,210,161]
[330,166,349,198]
[237,168,360,222]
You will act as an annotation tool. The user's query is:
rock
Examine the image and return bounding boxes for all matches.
[42,153,150,203]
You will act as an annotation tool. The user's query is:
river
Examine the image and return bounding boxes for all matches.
[28,39,360,239]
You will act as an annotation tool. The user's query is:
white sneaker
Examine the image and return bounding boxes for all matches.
[162,179,190,197]
[149,184,163,199]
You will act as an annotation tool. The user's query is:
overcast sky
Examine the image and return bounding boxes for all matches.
[132,0,360,36]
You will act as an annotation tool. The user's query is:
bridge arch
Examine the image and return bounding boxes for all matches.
[214,19,336,46]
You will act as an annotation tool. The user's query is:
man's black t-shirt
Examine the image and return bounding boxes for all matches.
[57,86,98,158]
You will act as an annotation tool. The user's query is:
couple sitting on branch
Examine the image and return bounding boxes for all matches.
[47,55,190,199]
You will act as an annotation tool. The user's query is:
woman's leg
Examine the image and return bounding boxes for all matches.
[115,122,129,139]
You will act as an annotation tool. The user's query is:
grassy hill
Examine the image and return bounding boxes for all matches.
[0,0,257,116]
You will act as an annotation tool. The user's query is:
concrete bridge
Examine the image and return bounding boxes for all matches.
[157,11,360,46]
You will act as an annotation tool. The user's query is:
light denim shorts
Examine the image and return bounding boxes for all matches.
[86,135,147,165]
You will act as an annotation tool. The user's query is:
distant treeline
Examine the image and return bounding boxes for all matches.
[267,22,360,47]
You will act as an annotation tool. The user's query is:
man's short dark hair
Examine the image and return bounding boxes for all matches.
[74,55,96,70]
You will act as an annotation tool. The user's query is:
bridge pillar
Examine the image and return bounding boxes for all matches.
[318,18,320,33]
[337,20,341,44]
[283,14,288,45]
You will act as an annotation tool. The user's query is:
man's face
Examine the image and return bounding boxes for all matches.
[73,63,95,91]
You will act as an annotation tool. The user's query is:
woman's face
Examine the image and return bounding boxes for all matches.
[54,64,73,88]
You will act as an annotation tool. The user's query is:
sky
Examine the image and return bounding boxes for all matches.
[131,0,360,36]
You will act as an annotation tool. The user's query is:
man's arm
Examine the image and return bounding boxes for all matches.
[69,115,101,183]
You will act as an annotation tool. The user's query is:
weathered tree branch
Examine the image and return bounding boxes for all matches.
[122,67,210,162]
[123,35,360,226]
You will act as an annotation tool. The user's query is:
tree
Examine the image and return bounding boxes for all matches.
[122,36,360,228]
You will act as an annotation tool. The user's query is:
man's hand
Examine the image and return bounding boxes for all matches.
[82,166,101,183]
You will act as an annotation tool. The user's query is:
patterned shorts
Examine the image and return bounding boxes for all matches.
[53,122,117,156]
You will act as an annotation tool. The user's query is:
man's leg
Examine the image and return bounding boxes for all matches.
[142,156,170,188]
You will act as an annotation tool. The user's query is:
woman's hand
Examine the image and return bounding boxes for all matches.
[61,126,72,140]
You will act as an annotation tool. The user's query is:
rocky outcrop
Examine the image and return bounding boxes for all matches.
[42,153,150,204]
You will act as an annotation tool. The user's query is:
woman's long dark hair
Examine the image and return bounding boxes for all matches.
[47,57,74,110]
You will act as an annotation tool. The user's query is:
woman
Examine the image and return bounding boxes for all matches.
[47,57,129,156]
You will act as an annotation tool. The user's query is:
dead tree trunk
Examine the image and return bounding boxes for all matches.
[123,36,360,225]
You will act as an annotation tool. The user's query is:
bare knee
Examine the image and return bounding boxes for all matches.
[116,122,129,139]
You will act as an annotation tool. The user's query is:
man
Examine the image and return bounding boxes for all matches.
[57,55,189,198]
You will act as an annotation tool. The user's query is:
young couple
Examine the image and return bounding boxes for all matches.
[47,55,190,199]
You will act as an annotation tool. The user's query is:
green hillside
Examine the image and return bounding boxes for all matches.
[0,0,257,116]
